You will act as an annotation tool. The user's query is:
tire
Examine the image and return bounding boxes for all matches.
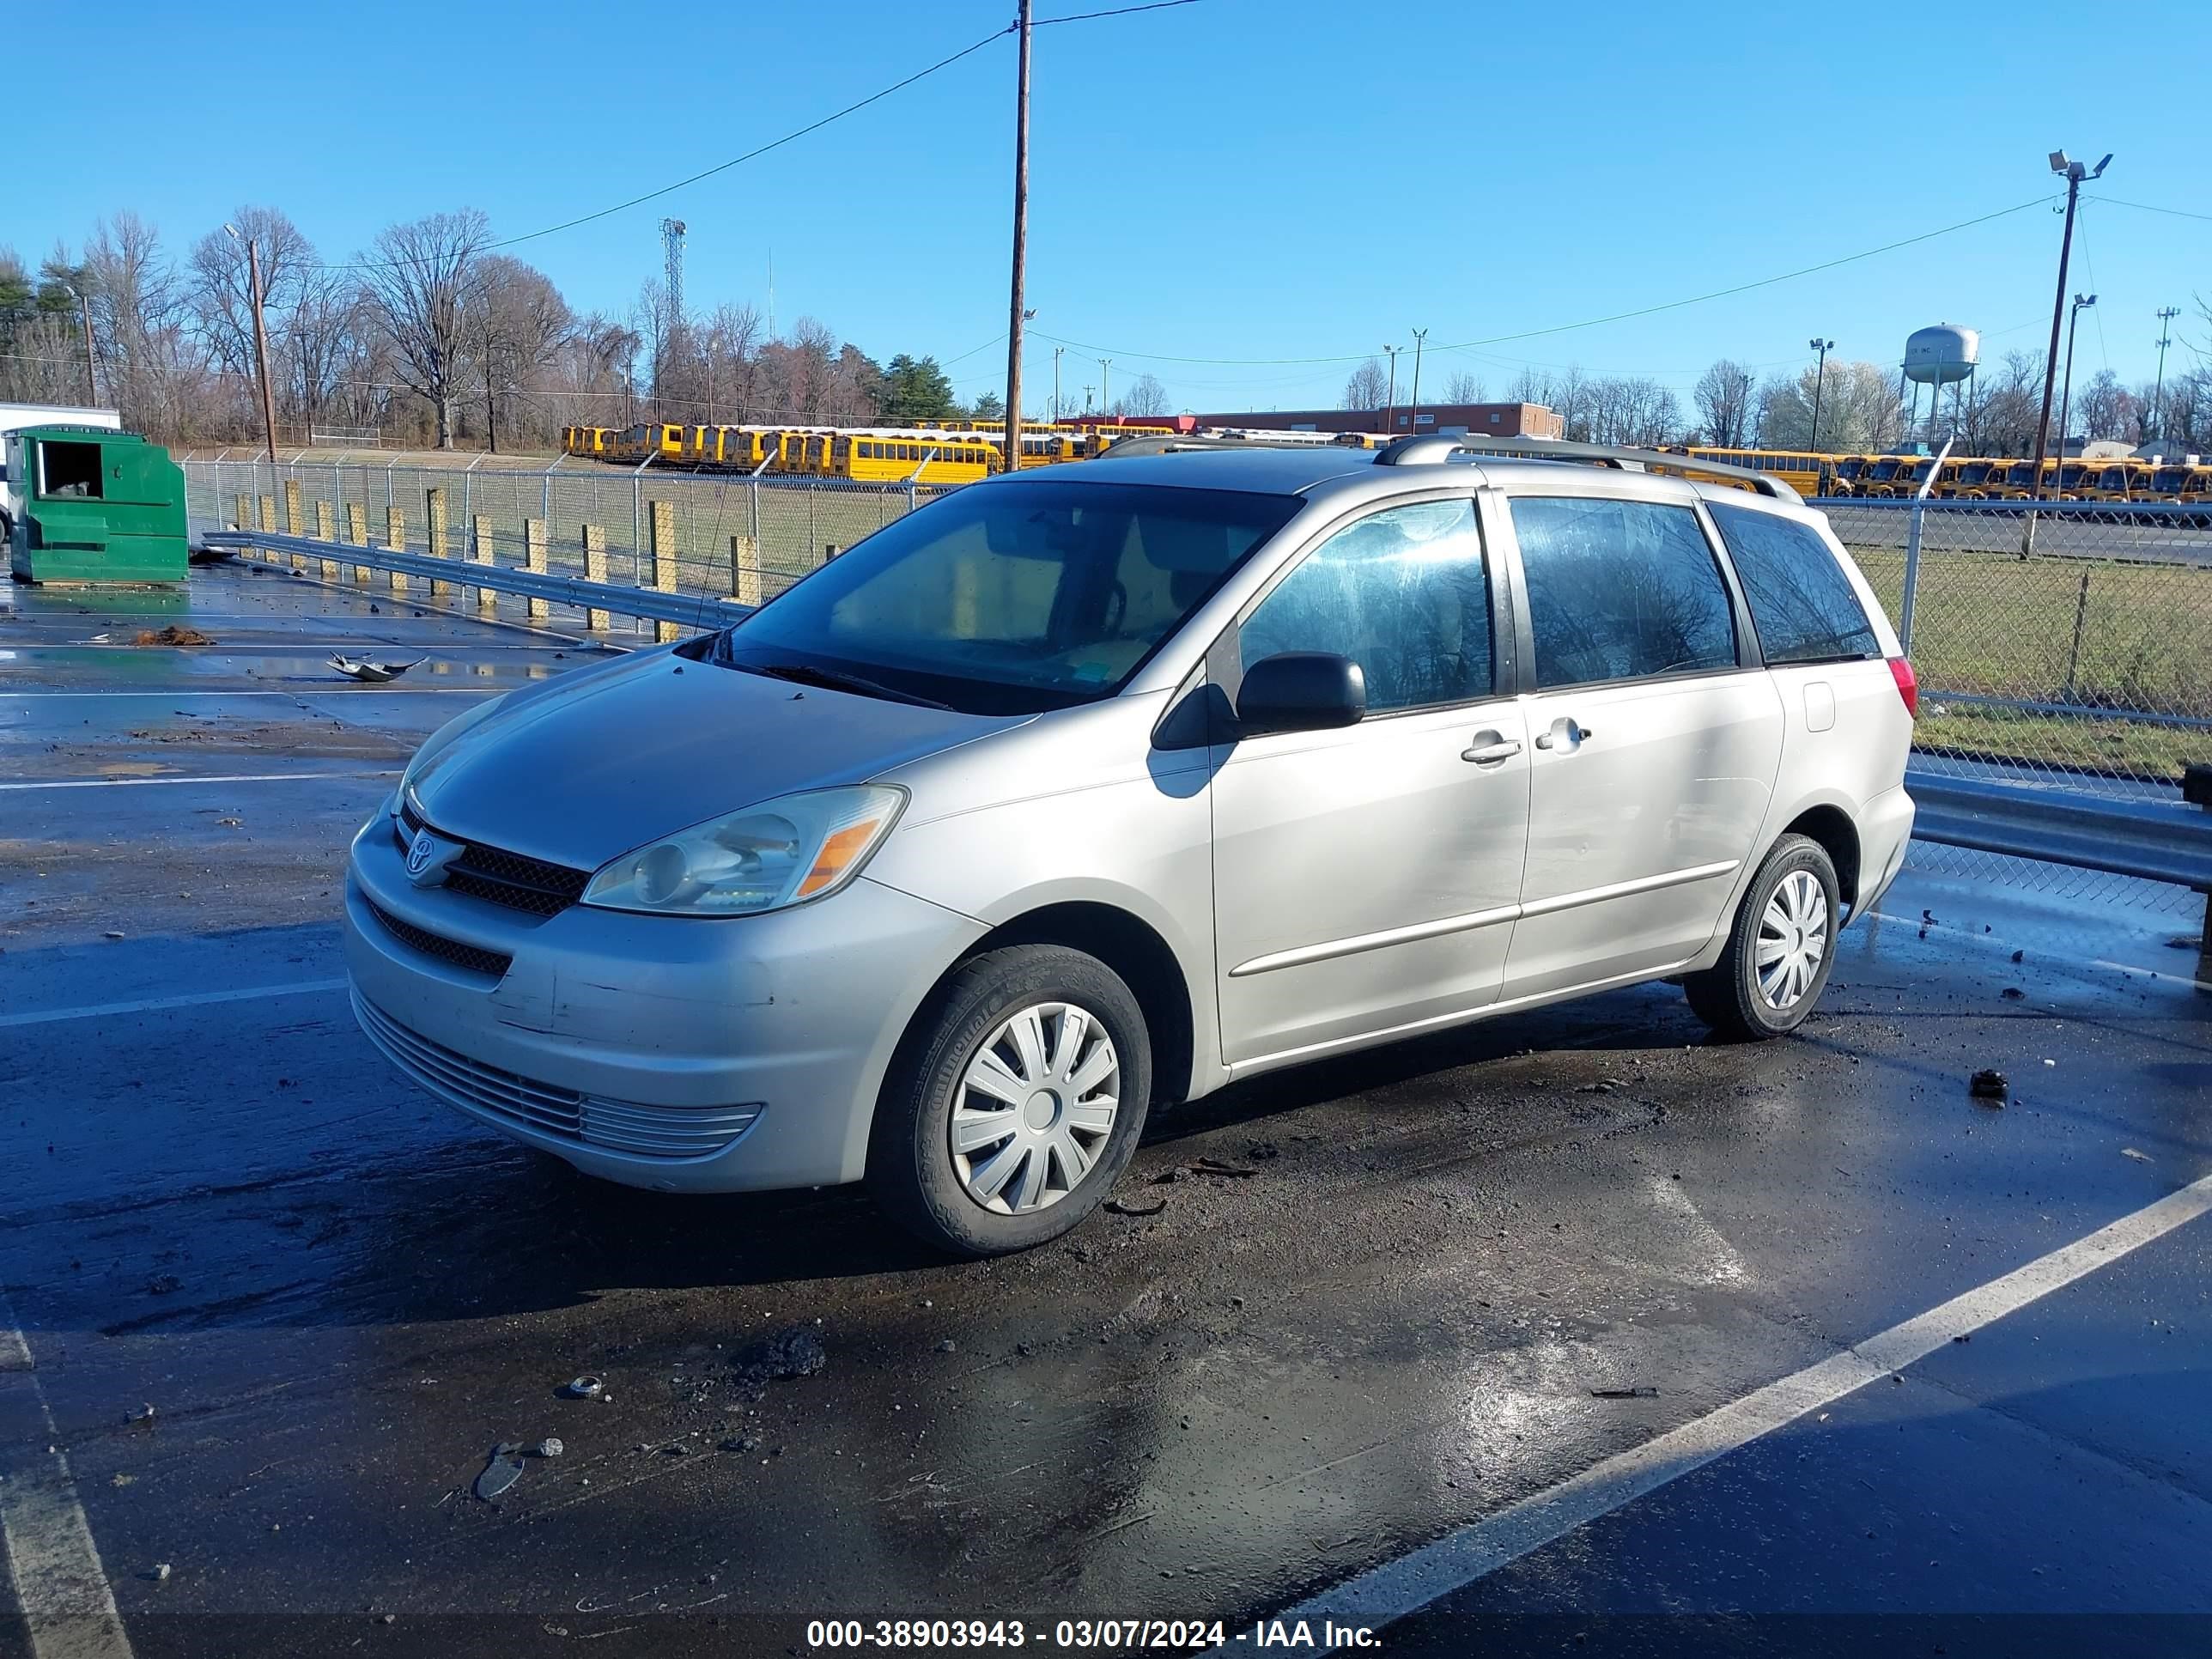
[869,945,1151,1257]
[1682,833,1840,1042]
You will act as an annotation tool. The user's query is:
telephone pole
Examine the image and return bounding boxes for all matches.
[2030,149,2109,503]
[1001,0,1032,473]
[1383,344,1400,434]
[2151,306,2180,443]
[223,225,281,461]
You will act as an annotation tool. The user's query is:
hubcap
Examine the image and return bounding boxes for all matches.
[1755,870,1829,1010]
[950,1002,1120,1216]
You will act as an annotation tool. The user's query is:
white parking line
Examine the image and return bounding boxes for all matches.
[1251,1172,2212,1639]
[0,1295,134,1659]
[0,980,348,1030]
[0,770,398,792]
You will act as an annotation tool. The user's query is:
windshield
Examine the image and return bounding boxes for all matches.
[708,479,1302,715]
[1960,462,1995,483]
[1870,459,1904,480]
[2152,467,2186,491]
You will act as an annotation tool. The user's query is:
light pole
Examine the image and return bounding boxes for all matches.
[52,281,98,407]
[223,224,280,461]
[1052,344,1063,424]
[1407,328,1428,435]
[2053,292,2096,489]
[1097,357,1111,417]
[1001,0,1032,472]
[2030,149,2110,504]
[1382,344,1400,434]
[1808,338,1834,451]
[2151,307,2180,445]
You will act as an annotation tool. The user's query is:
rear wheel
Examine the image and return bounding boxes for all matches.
[1683,834,1839,1041]
[869,945,1151,1256]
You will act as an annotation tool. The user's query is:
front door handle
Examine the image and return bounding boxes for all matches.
[1533,716,1595,751]
[1462,731,1523,766]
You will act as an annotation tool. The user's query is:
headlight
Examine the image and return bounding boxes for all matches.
[581,786,906,917]
[398,693,509,803]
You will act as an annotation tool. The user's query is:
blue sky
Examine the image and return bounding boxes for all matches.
[15,0,2207,413]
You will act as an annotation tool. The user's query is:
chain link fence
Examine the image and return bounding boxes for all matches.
[1827,498,2212,918]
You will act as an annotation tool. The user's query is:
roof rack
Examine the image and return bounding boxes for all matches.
[1095,432,1375,460]
[1370,434,1800,501]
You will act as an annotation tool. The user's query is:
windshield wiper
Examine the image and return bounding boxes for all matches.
[741,659,952,710]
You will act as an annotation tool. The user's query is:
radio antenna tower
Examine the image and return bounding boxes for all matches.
[659,218,687,326]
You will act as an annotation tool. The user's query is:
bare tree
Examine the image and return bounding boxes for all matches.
[471,254,570,451]
[1341,356,1389,411]
[361,209,490,448]
[1114,371,1170,416]
[1692,359,1755,447]
[1439,368,1486,404]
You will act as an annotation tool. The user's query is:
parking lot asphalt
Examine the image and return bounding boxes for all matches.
[3,564,2209,1658]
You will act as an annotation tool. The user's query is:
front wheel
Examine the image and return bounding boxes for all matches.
[1683,834,1839,1041]
[869,945,1151,1256]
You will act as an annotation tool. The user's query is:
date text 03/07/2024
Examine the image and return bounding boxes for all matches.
[800,1617,1381,1649]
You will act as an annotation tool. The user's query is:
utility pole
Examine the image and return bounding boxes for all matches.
[1052,344,1063,424]
[1407,329,1428,435]
[1002,0,1032,472]
[223,226,280,459]
[1383,344,1400,434]
[2151,307,2180,444]
[1808,338,1834,451]
[2030,149,2109,505]
[1097,358,1111,417]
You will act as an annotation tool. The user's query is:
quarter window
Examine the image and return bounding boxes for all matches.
[1510,496,1736,689]
[1239,500,1492,714]
[1708,501,1881,665]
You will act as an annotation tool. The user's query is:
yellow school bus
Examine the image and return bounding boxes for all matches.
[834,431,999,484]
[1684,447,1834,498]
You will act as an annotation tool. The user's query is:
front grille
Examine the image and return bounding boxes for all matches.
[398,805,591,917]
[365,898,514,979]
[353,992,763,1159]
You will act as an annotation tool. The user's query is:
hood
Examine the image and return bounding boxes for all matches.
[410,649,1015,871]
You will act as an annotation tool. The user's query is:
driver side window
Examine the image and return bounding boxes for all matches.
[1237,499,1492,714]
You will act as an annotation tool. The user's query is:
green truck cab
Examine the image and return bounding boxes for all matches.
[6,425,187,585]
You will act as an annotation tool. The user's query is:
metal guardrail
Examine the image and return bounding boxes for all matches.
[200,527,756,632]
[1905,763,2212,943]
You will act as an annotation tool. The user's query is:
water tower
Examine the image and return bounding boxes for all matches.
[1902,324,1978,447]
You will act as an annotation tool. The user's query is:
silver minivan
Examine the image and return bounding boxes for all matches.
[344,440,1917,1255]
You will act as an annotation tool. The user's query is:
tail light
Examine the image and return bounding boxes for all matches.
[1887,656,1918,719]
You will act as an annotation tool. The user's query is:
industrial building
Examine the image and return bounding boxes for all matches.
[1189,402,1565,440]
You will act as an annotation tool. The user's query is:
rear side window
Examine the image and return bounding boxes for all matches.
[1706,501,1881,665]
[1510,496,1735,690]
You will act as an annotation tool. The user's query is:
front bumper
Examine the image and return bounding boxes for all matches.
[343,809,986,1193]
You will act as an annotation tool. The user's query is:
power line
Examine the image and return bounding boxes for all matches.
[2087,194,2212,225]
[1032,193,2060,368]
[1035,0,1206,22]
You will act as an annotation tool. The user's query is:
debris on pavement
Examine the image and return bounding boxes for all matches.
[2012,949,2026,963]
[147,1564,172,1582]
[2121,1146,2153,1163]
[730,1326,828,1390]
[1105,1195,1167,1217]
[534,1437,564,1459]
[1969,1068,2009,1101]
[562,1375,604,1399]
[327,653,426,682]
[1188,1157,1257,1178]
[127,1403,157,1424]
[132,625,216,647]
[144,1273,180,1294]
[934,1339,957,1353]
[474,1443,526,1501]
[1589,1386,1660,1400]
[2002,987,2026,1000]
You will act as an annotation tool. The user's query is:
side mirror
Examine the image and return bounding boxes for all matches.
[1235,652,1365,736]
